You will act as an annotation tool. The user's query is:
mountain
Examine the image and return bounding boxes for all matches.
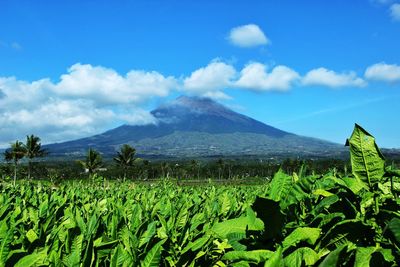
[45,96,344,158]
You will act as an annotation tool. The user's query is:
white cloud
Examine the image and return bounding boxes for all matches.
[1,99,113,129]
[302,68,366,88]
[0,64,172,147]
[365,62,400,82]
[2,60,388,147]
[183,60,236,91]
[202,91,232,100]
[54,63,177,106]
[390,3,400,21]
[183,60,236,99]
[236,63,300,91]
[0,77,53,110]
[0,98,117,145]
[118,109,159,125]
[182,60,300,95]
[184,61,368,93]
[228,24,269,48]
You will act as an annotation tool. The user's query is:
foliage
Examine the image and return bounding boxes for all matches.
[0,180,265,266]
[345,124,385,186]
[1,124,400,266]
[78,148,103,179]
[24,135,47,180]
[4,140,26,186]
[216,124,400,266]
[113,144,136,180]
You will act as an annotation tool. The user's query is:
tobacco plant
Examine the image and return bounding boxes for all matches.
[0,179,265,266]
[216,124,400,266]
[1,124,399,266]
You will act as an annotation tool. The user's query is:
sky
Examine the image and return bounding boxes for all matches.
[1,0,400,148]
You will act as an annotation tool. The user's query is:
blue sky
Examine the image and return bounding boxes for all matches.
[1,0,400,148]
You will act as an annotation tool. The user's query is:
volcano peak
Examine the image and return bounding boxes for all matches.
[45,95,342,158]
[153,95,229,117]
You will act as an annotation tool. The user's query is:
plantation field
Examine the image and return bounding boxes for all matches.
[1,125,400,266]
[0,180,267,266]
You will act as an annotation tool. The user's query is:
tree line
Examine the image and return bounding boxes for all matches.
[1,135,356,184]
[2,135,141,184]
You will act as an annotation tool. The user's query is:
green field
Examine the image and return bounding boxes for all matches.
[1,126,400,266]
[0,180,267,266]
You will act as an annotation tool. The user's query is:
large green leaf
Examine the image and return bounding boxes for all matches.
[85,213,99,239]
[269,170,293,202]
[140,239,166,267]
[268,170,316,209]
[0,226,12,267]
[219,192,232,216]
[354,246,375,267]
[318,244,346,267]
[341,177,368,194]
[346,124,385,186]
[181,235,211,254]
[282,227,321,250]
[48,250,62,266]
[63,234,83,267]
[222,250,274,264]
[231,261,250,267]
[284,247,319,267]
[312,195,340,215]
[354,246,394,267]
[264,247,284,267]
[387,218,400,244]
[14,249,47,267]
[139,221,157,248]
[110,244,132,267]
[212,213,264,239]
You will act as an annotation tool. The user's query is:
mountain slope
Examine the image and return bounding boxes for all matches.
[46,96,343,158]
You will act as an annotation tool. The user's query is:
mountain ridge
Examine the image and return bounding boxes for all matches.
[45,96,344,158]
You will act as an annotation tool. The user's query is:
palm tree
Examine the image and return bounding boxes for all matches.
[4,141,26,186]
[79,148,103,180]
[113,144,136,181]
[24,135,47,180]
